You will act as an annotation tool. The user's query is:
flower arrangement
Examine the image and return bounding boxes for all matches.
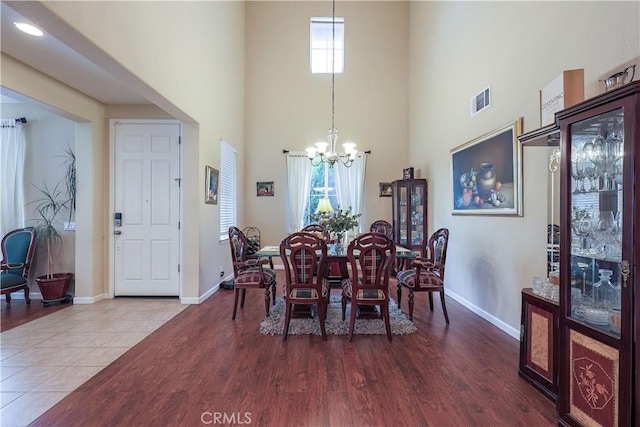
[325,206,361,237]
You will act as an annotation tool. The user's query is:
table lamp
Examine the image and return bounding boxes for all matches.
[315,197,334,227]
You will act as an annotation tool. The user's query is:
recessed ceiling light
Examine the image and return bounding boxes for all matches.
[13,22,43,37]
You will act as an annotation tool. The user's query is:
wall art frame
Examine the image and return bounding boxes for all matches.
[257,181,274,197]
[205,165,219,205]
[379,182,392,197]
[451,117,523,216]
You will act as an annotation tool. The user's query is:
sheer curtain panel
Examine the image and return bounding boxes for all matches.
[0,120,26,237]
[286,152,312,232]
[335,154,367,232]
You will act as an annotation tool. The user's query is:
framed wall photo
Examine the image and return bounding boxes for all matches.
[402,167,414,180]
[379,182,392,197]
[451,117,523,216]
[205,165,219,205]
[257,181,274,197]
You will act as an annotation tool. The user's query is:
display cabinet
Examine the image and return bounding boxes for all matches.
[391,179,428,256]
[520,288,559,402]
[556,81,639,427]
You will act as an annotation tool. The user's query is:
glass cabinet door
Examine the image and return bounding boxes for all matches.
[568,107,624,337]
[398,185,408,245]
[410,182,425,245]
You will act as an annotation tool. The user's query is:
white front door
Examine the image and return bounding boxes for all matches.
[114,122,181,296]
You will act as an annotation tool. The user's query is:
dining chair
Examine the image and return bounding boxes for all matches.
[369,220,394,240]
[228,226,277,320]
[301,224,331,243]
[396,228,450,323]
[341,232,396,341]
[280,232,330,340]
[1,227,37,304]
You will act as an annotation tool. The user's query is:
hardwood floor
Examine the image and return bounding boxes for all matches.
[21,274,556,426]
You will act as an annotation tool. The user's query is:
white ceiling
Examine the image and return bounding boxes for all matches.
[0,3,149,105]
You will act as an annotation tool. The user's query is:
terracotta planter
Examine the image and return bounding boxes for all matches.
[36,273,73,303]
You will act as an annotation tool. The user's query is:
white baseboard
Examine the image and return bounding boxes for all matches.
[445,288,520,340]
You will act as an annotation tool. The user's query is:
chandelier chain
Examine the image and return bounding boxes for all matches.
[331,0,335,132]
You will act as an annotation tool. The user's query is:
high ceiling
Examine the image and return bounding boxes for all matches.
[1,2,149,105]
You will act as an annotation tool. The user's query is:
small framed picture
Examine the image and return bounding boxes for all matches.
[205,165,219,205]
[379,182,392,197]
[257,181,274,197]
[403,167,414,180]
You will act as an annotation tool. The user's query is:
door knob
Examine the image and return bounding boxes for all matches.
[114,230,122,235]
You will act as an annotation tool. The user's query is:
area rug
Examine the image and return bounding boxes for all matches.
[260,296,417,336]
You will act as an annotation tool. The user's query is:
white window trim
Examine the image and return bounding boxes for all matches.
[310,17,345,74]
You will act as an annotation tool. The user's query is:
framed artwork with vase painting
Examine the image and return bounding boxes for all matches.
[450,118,523,216]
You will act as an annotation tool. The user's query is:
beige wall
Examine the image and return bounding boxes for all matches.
[1,53,106,301]
[245,1,409,246]
[408,1,639,332]
[31,1,247,299]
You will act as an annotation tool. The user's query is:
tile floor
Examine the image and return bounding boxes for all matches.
[0,299,187,427]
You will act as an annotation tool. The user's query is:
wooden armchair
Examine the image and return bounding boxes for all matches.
[341,232,396,341]
[396,228,450,323]
[280,232,330,340]
[1,227,37,304]
[228,226,276,320]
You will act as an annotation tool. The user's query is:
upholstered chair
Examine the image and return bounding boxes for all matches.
[396,228,450,323]
[369,220,394,240]
[1,227,37,304]
[280,232,330,340]
[341,232,396,341]
[228,226,276,320]
[301,224,331,243]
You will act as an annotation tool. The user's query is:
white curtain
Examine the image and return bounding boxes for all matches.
[335,153,367,232]
[0,119,26,238]
[286,152,312,232]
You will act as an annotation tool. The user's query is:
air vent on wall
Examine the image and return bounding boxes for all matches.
[471,85,491,117]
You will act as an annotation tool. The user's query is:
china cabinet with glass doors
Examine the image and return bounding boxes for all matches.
[391,179,428,256]
[557,81,638,427]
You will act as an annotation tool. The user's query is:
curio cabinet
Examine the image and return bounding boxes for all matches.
[391,179,428,256]
[557,81,639,427]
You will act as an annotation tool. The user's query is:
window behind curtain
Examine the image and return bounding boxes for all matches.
[219,141,237,241]
[305,162,337,226]
[310,18,344,74]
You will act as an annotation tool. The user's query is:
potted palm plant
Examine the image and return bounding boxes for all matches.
[32,147,75,306]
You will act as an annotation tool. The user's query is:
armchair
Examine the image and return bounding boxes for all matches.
[396,228,450,323]
[228,227,276,320]
[1,227,37,304]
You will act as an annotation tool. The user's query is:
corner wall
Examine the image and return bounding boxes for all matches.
[245,1,409,246]
[408,1,640,334]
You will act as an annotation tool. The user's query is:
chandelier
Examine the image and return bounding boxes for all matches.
[305,0,358,168]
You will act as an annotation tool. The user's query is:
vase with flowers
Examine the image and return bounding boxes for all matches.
[325,207,361,253]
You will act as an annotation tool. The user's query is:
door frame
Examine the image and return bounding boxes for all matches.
[108,119,183,298]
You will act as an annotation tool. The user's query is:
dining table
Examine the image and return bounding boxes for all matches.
[255,242,418,319]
